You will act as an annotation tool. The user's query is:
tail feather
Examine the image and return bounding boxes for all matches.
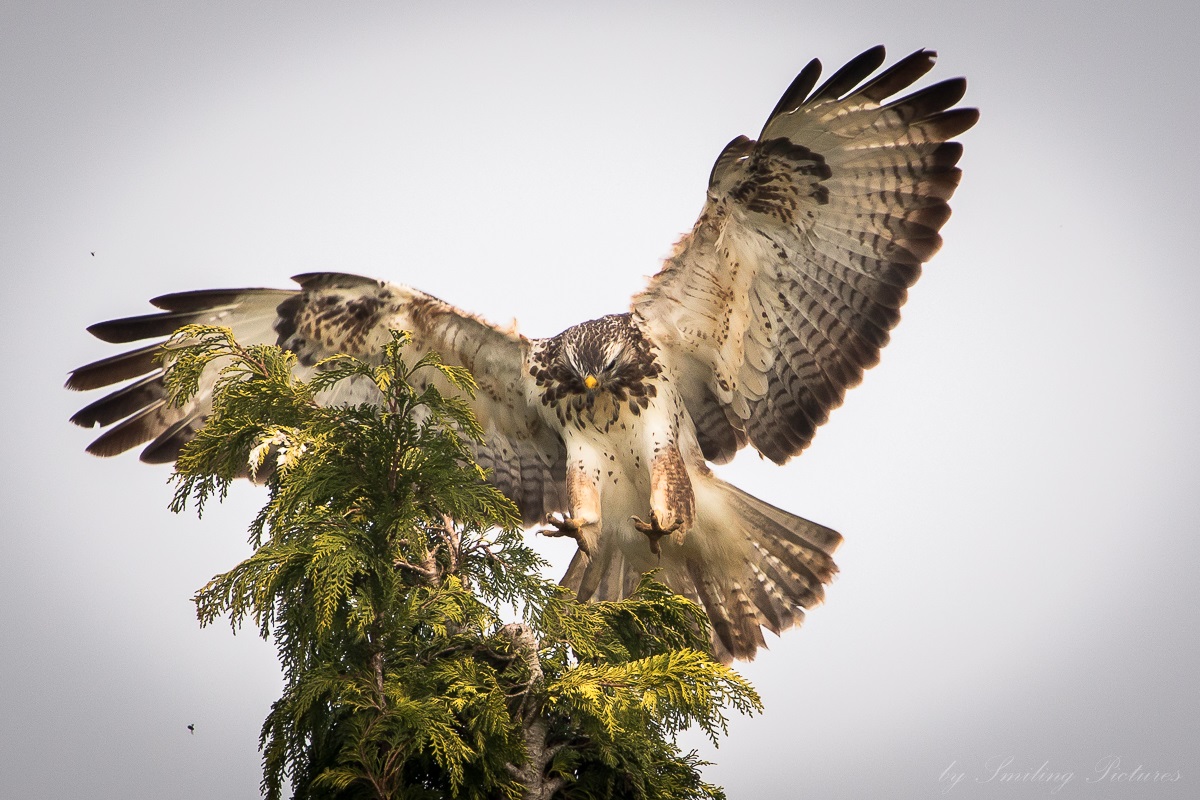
[558,473,840,663]
[728,580,769,653]
[685,558,742,657]
[726,480,842,557]
[561,547,605,604]
[747,566,796,635]
[562,541,639,604]
[750,538,826,609]
[682,476,840,661]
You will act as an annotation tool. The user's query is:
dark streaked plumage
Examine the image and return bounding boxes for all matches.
[529,314,661,428]
[68,47,977,661]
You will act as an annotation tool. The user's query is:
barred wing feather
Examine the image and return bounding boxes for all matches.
[632,46,978,464]
[67,273,567,525]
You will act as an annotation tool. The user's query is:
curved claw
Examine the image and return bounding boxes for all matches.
[537,512,591,556]
[629,512,683,556]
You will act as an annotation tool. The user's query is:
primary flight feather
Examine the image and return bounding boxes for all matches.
[69,46,977,662]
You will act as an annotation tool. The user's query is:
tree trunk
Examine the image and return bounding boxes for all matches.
[502,623,565,800]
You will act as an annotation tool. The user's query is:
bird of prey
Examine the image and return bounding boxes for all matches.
[68,46,977,661]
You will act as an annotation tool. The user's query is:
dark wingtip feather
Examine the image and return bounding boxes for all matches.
[893,77,968,119]
[290,272,381,290]
[808,45,887,103]
[140,416,207,464]
[83,403,170,457]
[86,310,201,344]
[708,135,755,188]
[763,57,824,127]
[152,286,297,311]
[935,107,981,139]
[69,374,166,428]
[856,49,938,100]
[66,343,161,391]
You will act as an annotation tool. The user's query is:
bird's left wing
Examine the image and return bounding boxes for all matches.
[632,46,978,464]
[68,272,567,525]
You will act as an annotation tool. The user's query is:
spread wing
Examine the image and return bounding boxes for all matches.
[68,272,567,525]
[632,47,978,464]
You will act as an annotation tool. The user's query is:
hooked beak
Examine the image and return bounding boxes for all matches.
[584,374,599,391]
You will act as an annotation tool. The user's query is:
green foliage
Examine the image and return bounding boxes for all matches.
[164,325,760,800]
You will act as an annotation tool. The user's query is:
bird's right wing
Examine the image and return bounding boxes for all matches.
[68,272,568,526]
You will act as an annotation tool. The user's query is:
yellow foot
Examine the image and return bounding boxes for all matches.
[629,511,683,556]
[538,512,591,556]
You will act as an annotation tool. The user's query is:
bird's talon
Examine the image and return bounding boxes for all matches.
[630,512,683,556]
[538,513,590,555]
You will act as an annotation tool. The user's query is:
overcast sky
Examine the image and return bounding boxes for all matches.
[3,1,1198,798]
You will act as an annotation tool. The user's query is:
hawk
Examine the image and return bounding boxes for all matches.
[69,46,977,662]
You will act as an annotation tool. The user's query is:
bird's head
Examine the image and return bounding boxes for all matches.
[531,314,661,419]
[557,315,657,401]
[562,329,628,397]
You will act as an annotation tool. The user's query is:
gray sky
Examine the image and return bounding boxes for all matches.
[3,1,1198,798]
